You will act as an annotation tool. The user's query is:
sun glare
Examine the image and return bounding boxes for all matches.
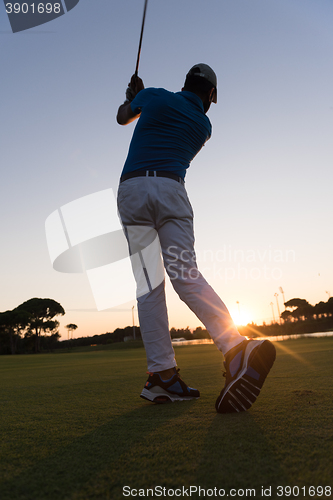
[231,308,253,326]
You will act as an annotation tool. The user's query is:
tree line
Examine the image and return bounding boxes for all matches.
[0,298,144,355]
[281,297,333,322]
[0,298,65,355]
[59,326,142,350]
[239,296,333,338]
[2,295,332,355]
[57,326,210,350]
[170,327,210,340]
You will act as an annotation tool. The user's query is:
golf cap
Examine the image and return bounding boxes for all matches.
[186,63,217,103]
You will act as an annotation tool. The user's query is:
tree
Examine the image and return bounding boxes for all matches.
[192,327,210,339]
[313,301,327,318]
[313,297,333,318]
[0,309,30,354]
[280,310,293,322]
[43,331,61,352]
[326,297,333,316]
[65,323,78,340]
[15,298,65,353]
[170,327,192,340]
[284,298,309,310]
[297,303,314,321]
[284,298,313,321]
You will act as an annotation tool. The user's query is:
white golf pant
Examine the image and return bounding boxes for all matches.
[117,175,244,372]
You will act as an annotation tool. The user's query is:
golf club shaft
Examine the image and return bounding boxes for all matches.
[135,0,148,76]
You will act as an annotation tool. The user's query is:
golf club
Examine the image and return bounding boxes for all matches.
[135,0,148,76]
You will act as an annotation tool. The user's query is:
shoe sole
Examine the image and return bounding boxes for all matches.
[216,340,276,414]
[140,387,199,404]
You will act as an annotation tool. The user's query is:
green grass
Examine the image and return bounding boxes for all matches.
[0,338,332,500]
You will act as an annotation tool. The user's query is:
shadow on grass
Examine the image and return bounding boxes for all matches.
[0,401,195,500]
[195,411,288,494]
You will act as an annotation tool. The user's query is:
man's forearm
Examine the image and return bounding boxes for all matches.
[116,101,140,126]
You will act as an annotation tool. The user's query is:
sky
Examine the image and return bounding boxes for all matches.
[1,0,333,341]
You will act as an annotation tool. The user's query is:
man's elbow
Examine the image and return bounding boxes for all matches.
[116,114,126,125]
[116,107,127,125]
[116,102,140,125]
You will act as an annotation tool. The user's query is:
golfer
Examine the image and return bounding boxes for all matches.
[116,64,276,413]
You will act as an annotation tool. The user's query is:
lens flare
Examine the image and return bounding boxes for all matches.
[231,308,253,326]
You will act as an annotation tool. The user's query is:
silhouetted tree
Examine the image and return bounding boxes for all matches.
[313,301,327,318]
[15,298,65,353]
[192,327,210,339]
[313,297,333,318]
[298,303,314,321]
[65,323,78,339]
[170,327,192,340]
[281,310,293,322]
[285,298,313,321]
[43,331,61,352]
[284,298,309,309]
[326,297,333,316]
[0,309,30,354]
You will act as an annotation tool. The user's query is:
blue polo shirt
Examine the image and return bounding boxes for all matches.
[121,88,212,180]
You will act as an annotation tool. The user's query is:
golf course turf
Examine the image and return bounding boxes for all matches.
[0,337,332,499]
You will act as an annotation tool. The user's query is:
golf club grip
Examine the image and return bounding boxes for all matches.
[135,0,148,76]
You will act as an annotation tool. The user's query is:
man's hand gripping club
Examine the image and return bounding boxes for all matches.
[117,74,144,126]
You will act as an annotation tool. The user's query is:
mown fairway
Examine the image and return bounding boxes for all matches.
[0,338,332,500]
